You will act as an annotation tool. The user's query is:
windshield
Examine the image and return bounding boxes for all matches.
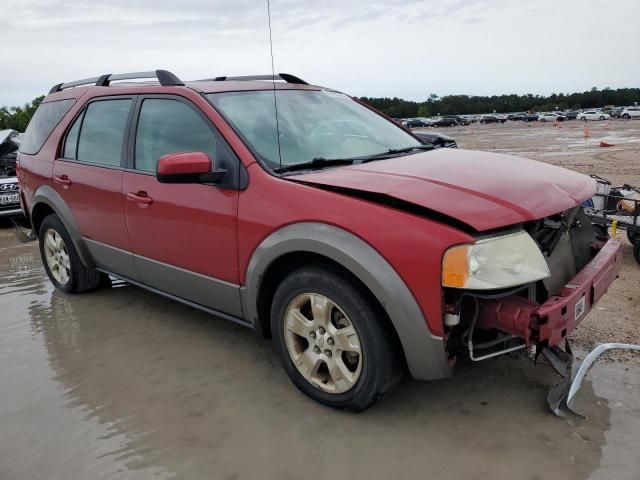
[206,90,421,172]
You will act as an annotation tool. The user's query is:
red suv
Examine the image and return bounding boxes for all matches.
[18,70,622,411]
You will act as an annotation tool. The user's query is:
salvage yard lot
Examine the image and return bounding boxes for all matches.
[1,120,639,480]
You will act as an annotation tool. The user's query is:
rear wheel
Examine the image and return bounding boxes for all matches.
[600,116,605,120]
[38,214,105,293]
[628,229,640,245]
[271,265,404,411]
[634,242,640,265]
[623,114,630,120]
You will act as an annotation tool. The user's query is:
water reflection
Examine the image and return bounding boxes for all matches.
[27,277,610,479]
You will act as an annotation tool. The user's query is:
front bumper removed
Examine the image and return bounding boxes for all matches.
[476,238,623,348]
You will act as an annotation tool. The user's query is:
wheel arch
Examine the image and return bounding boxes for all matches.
[241,222,451,381]
[30,185,94,267]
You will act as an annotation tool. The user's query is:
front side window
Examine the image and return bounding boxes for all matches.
[134,99,215,173]
[77,99,132,167]
[20,99,75,155]
[207,90,422,172]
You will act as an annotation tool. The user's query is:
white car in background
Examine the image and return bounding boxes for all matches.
[577,110,610,121]
[538,112,565,122]
[621,107,640,119]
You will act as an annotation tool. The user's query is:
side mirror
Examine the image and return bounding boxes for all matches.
[156,151,227,184]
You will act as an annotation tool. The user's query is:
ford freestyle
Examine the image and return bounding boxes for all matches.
[17,70,622,411]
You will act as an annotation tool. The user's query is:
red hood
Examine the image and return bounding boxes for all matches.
[291,149,596,232]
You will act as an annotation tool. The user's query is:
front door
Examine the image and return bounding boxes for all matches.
[122,96,242,317]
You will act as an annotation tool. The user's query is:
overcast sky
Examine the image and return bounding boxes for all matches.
[2,0,639,107]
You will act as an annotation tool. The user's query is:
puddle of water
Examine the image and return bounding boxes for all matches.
[0,228,635,479]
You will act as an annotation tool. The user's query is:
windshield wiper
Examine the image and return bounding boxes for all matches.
[274,157,357,174]
[274,145,433,174]
[353,144,434,164]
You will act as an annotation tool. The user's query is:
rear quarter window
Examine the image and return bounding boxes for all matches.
[19,99,75,155]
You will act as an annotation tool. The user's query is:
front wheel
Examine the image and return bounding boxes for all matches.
[38,214,105,293]
[271,265,404,411]
[623,114,630,120]
[600,116,605,120]
[582,117,587,121]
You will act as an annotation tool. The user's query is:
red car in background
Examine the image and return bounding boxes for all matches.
[17,70,622,410]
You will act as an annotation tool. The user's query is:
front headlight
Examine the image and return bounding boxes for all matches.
[442,230,550,290]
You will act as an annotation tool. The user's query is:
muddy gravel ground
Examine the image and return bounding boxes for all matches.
[1,120,639,480]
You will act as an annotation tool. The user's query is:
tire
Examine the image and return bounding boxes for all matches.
[623,114,630,120]
[270,265,404,411]
[38,214,104,293]
[628,229,640,245]
[600,116,605,120]
[541,118,546,122]
[582,117,587,121]
[634,241,640,265]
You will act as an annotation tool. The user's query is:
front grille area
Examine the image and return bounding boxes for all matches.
[525,206,601,301]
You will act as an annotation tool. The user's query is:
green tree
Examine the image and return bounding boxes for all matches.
[416,105,430,117]
[0,96,44,132]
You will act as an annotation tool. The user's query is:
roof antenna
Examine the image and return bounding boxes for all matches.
[266,0,283,170]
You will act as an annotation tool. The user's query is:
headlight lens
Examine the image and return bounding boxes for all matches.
[442,230,550,289]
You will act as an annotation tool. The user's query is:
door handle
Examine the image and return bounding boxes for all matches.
[126,191,153,206]
[53,175,72,187]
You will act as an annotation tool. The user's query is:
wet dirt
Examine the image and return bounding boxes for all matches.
[1,120,639,479]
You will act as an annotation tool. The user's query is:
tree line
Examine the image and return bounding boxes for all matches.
[360,87,640,118]
[1,87,639,132]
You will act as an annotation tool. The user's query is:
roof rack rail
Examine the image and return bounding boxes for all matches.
[209,73,308,85]
[49,70,184,94]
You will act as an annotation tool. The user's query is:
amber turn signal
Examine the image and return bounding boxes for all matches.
[442,244,469,288]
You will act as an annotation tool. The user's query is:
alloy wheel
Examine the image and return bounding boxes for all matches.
[283,293,363,393]
[43,229,71,285]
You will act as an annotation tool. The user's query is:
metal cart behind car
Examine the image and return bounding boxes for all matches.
[582,175,640,264]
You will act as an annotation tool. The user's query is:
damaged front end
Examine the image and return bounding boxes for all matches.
[443,206,623,410]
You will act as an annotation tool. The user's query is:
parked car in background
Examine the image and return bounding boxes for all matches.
[609,108,625,119]
[0,130,23,218]
[621,107,640,119]
[538,113,565,122]
[405,118,430,128]
[524,113,539,122]
[577,110,610,121]
[442,115,469,126]
[478,115,505,124]
[564,111,580,120]
[413,131,457,148]
[507,113,527,121]
[430,116,457,127]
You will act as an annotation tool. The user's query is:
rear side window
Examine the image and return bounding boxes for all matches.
[63,111,83,159]
[76,99,132,167]
[134,99,215,173]
[19,99,75,155]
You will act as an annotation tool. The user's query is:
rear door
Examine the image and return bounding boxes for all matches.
[122,95,243,317]
[53,96,139,279]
